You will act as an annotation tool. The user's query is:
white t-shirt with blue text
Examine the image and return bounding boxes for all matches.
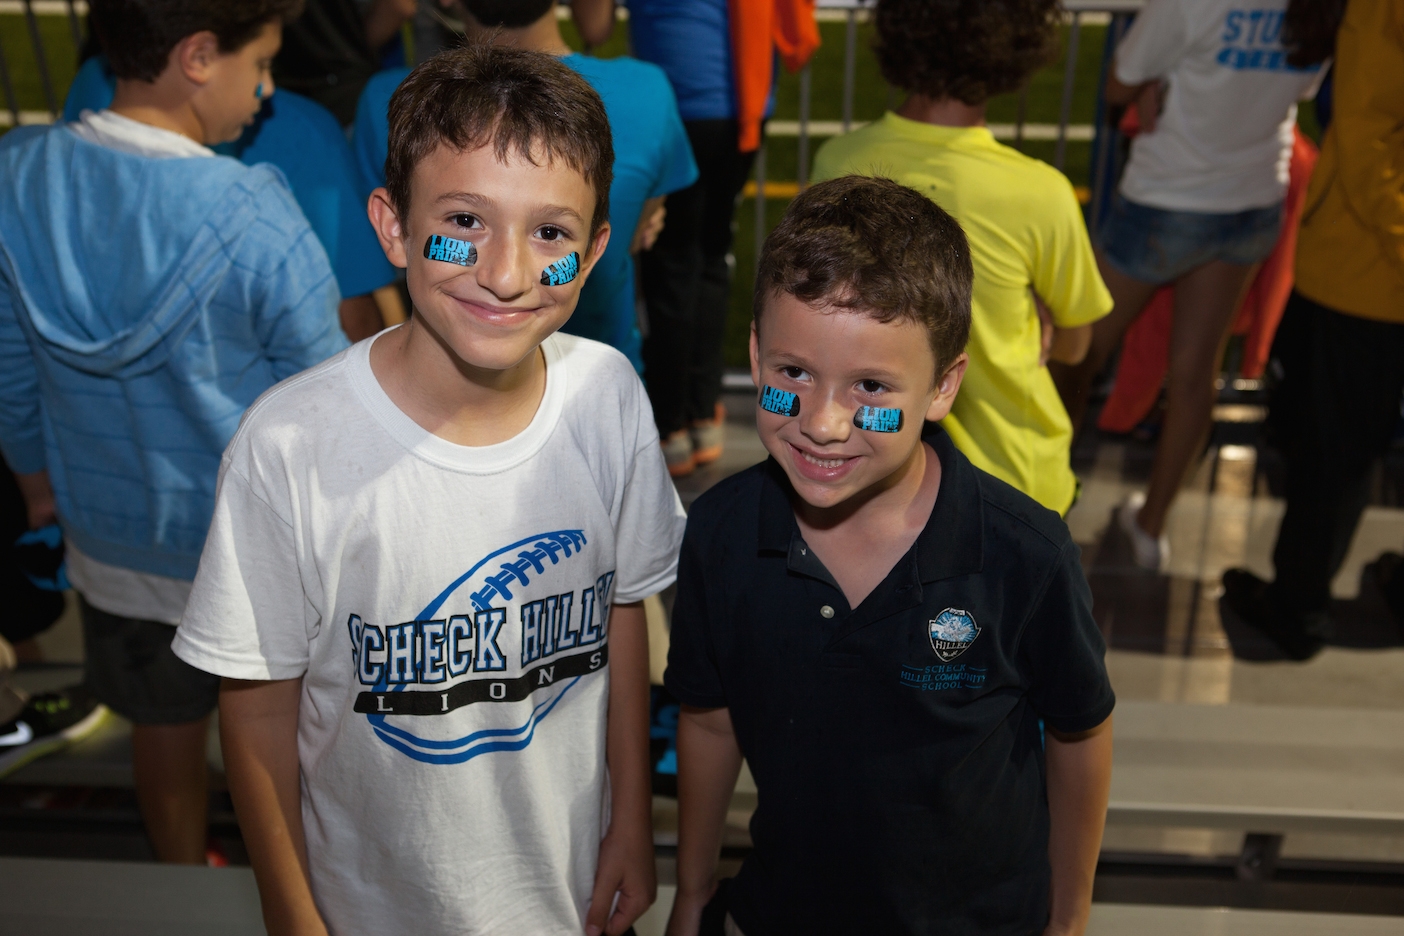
[174,330,685,935]
[1115,0,1323,212]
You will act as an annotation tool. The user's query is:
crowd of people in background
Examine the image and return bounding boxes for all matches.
[0,0,1400,933]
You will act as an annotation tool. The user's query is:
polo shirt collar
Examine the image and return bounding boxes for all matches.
[755,422,984,583]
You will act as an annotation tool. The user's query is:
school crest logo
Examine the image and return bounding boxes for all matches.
[929,608,980,662]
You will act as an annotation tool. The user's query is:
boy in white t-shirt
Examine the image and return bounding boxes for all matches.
[174,44,685,936]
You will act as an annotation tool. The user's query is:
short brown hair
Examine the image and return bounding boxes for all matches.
[384,44,613,238]
[874,0,1060,105]
[91,0,305,83]
[755,176,972,374]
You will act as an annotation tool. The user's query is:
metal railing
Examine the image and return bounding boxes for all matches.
[0,0,85,126]
[753,0,1145,267]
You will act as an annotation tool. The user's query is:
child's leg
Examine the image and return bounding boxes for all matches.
[132,718,210,863]
[1051,249,1160,432]
[1136,259,1258,538]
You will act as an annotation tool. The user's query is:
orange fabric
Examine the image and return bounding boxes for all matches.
[728,0,821,152]
[1096,127,1319,434]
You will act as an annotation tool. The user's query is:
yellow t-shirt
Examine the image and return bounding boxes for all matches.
[813,113,1112,513]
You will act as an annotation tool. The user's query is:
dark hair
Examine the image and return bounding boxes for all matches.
[755,176,973,374]
[90,0,305,83]
[459,0,556,29]
[874,0,1060,105]
[1283,0,1347,68]
[385,44,613,238]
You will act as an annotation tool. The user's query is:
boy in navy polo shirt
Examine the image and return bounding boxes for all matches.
[665,176,1115,936]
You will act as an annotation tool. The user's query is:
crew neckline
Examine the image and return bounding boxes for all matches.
[882,110,997,144]
[349,328,567,475]
[68,109,214,159]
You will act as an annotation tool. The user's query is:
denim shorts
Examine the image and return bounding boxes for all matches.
[1099,195,1283,285]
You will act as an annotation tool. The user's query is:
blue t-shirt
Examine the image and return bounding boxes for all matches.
[351,55,697,370]
[627,0,735,121]
[63,57,397,300]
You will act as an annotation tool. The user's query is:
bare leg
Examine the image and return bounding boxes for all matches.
[1051,249,1162,433]
[132,718,210,864]
[1136,260,1258,537]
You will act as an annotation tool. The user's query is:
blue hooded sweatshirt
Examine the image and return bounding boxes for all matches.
[0,125,348,580]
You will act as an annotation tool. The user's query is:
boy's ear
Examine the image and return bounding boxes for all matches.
[175,31,222,87]
[581,222,611,277]
[924,352,968,423]
[367,188,409,269]
[749,322,761,389]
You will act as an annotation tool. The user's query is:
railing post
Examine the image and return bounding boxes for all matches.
[0,38,20,129]
[754,140,767,276]
[22,0,59,118]
[65,0,83,54]
[797,63,812,188]
[841,9,857,132]
[1054,10,1082,172]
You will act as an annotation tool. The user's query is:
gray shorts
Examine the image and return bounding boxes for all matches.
[80,596,220,725]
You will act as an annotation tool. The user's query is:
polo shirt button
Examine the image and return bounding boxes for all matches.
[820,605,835,619]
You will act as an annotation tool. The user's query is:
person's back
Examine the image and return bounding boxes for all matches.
[63,54,399,341]
[813,0,1111,514]
[0,0,344,864]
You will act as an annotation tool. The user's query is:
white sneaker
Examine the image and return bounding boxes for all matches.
[1117,492,1169,571]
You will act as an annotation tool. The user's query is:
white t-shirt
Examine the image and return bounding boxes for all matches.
[173,331,685,935]
[61,109,213,623]
[1115,0,1323,212]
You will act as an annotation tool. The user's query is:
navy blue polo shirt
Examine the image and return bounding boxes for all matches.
[665,424,1115,936]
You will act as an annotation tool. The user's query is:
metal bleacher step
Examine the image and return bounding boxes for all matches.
[3,856,1399,936]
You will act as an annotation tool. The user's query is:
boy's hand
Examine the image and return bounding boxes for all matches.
[586,816,657,935]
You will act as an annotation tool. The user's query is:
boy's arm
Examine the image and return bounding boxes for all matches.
[587,601,656,936]
[1043,715,1114,936]
[220,677,330,936]
[666,705,743,936]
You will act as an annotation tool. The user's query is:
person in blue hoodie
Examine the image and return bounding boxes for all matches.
[64,53,401,341]
[0,0,347,863]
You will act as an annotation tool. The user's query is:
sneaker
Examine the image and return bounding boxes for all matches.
[689,402,726,467]
[1220,568,1325,661]
[661,429,695,479]
[0,685,109,778]
[1116,492,1169,571]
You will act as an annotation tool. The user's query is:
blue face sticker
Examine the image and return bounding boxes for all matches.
[541,252,580,286]
[853,406,903,433]
[759,385,800,417]
[424,234,477,267]
[255,82,265,101]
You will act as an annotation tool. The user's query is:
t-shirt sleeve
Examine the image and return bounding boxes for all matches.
[610,374,687,604]
[1018,540,1115,733]
[173,451,318,681]
[1114,0,1193,85]
[648,77,700,199]
[1030,175,1113,329]
[662,516,728,708]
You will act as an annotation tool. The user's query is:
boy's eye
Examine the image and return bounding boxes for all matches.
[537,225,566,242]
[451,213,481,230]
[859,379,887,394]
[780,366,807,381]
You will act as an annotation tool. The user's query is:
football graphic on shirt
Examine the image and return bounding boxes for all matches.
[346,529,613,765]
[929,608,980,663]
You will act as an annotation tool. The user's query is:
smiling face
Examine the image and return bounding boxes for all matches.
[371,141,608,373]
[751,291,966,510]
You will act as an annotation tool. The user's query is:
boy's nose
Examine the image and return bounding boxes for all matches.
[800,392,853,445]
[476,235,533,301]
